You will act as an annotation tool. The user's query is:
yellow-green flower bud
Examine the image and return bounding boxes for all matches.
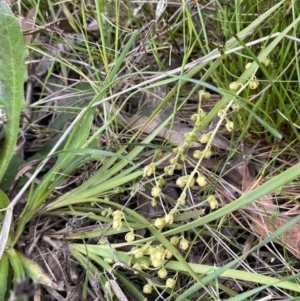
[176,176,187,188]
[191,114,198,122]
[199,109,207,121]
[154,250,163,260]
[132,263,142,274]
[133,262,142,270]
[143,163,155,177]
[146,246,156,255]
[151,186,161,197]
[112,220,122,231]
[143,284,152,294]
[151,198,157,207]
[206,195,218,209]
[165,250,173,259]
[263,58,270,66]
[154,218,165,229]
[180,237,189,250]
[225,120,234,132]
[199,89,211,99]
[164,166,174,176]
[229,82,241,90]
[176,163,183,170]
[158,267,168,279]
[249,79,259,90]
[180,154,186,161]
[196,174,207,186]
[165,213,174,224]
[166,278,176,289]
[177,145,185,154]
[193,150,202,159]
[245,62,252,69]
[169,158,177,165]
[112,210,123,221]
[184,132,196,144]
[157,178,166,186]
[218,109,228,118]
[199,89,206,96]
[125,231,135,242]
[203,91,211,99]
[203,148,212,158]
[170,236,179,245]
[134,249,144,259]
[231,103,240,111]
[199,134,210,144]
[152,258,163,268]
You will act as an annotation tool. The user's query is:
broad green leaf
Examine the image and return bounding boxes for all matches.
[0,3,28,183]
[17,250,61,289]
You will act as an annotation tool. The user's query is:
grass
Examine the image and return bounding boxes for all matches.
[1,0,300,300]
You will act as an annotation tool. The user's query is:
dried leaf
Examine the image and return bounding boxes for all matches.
[21,8,36,44]
[243,162,300,258]
[249,194,300,258]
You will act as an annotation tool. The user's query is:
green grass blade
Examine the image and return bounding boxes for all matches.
[0,251,9,301]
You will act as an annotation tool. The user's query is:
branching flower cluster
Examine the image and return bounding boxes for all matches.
[112,80,258,294]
